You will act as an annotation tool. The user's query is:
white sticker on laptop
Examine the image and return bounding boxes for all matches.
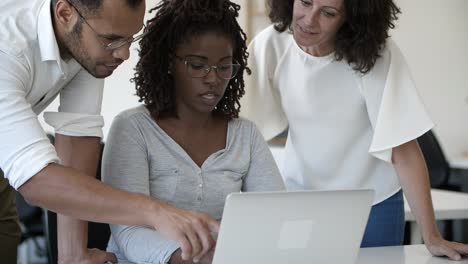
[277,220,314,249]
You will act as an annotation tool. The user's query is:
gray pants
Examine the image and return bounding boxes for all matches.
[0,172,21,264]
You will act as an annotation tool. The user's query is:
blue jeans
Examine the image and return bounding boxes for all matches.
[361,190,405,247]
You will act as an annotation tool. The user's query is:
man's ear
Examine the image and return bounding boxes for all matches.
[54,0,78,31]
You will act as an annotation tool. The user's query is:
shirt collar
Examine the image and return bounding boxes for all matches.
[37,0,62,64]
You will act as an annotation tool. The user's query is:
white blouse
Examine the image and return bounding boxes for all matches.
[241,26,434,204]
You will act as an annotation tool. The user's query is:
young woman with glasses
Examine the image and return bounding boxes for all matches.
[100,0,285,263]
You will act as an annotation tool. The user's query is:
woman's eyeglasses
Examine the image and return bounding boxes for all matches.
[174,55,241,80]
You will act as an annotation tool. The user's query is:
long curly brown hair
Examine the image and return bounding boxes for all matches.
[133,0,250,120]
[267,0,401,74]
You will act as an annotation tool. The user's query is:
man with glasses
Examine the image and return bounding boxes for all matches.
[0,0,219,263]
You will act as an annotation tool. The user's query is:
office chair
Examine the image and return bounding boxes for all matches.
[16,193,45,242]
[15,191,48,261]
[416,130,458,190]
[5,158,45,260]
[43,137,110,264]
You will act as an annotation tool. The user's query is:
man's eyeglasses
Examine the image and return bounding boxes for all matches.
[67,0,145,51]
[174,55,241,80]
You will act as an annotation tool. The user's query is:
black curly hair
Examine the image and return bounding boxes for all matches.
[267,0,401,74]
[133,0,250,120]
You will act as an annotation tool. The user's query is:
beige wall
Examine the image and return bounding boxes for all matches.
[391,0,468,159]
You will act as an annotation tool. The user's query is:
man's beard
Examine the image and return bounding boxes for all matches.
[63,22,109,78]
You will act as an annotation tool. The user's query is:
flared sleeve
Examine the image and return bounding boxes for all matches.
[361,39,434,162]
[240,27,289,141]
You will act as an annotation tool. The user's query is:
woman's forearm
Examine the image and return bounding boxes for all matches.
[392,140,440,242]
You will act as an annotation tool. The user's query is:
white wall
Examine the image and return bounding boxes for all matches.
[391,0,468,159]
[41,0,468,160]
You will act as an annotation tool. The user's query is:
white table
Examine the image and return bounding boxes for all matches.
[357,245,468,264]
[404,189,468,244]
[450,156,468,170]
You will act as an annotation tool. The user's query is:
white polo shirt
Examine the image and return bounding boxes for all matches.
[0,0,105,189]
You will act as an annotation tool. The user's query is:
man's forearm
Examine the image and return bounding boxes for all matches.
[54,135,100,261]
[57,214,88,262]
[19,162,162,226]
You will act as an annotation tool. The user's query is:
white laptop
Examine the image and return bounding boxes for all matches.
[212,189,374,264]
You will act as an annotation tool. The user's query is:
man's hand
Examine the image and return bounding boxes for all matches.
[58,248,117,264]
[152,203,220,262]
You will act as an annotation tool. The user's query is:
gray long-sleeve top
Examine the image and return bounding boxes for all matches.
[102,106,285,264]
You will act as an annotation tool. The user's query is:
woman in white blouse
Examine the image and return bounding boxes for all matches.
[241,0,468,260]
